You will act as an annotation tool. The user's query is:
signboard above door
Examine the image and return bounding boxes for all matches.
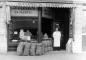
[0,0,73,3]
[10,7,53,18]
[11,9,38,17]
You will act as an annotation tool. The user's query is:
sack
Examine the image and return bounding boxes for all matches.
[36,43,43,55]
[47,40,53,51]
[42,40,48,53]
[17,42,25,56]
[42,40,48,47]
[30,41,37,56]
[44,47,48,53]
[66,38,73,53]
[47,47,53,51]
[41,44,45,55]
[23,42,31,56]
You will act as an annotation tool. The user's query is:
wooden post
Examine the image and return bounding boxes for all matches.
[72,8,75,41]
[38,7,42,43]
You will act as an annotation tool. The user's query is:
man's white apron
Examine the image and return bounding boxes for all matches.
[53,31,61,47]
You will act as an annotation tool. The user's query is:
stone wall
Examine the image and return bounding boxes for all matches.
[0,5,7,53]
[72,5,83,53]
[80,6,86,52]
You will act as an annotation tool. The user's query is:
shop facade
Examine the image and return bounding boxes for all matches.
[0,0,86,54]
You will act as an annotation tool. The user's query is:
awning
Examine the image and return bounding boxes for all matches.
[0,0,73,3]
[6,2,76,8]
[0,0,86,4]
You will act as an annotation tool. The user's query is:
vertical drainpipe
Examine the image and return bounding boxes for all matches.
[38,7,42,43]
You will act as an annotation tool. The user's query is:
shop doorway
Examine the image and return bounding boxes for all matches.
[41,8,71,50]
[53,8,70,50]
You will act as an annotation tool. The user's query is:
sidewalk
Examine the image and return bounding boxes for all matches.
[0,51,86,60]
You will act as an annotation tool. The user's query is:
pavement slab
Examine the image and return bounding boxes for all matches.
[0,51,86,60]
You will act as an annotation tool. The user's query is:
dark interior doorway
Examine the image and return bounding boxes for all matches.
[53,8,70,50]
[41,8,70,50]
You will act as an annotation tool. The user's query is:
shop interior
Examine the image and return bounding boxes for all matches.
[7,7,71,51]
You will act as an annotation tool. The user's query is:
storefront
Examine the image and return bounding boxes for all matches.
[7,6,54,51]
[0,0,86,54]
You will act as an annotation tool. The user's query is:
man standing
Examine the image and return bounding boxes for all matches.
[19,29,25,40]
[53,27,61,51]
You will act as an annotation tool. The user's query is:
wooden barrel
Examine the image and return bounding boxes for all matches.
[29,41,37,56]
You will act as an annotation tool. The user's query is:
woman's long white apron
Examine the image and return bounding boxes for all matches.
[53,31,61,47]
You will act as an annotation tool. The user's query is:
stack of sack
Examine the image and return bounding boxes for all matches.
[42,39,53,53]
[17,39,53,56]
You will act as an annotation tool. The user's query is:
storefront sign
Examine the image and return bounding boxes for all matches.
[11,8,53,18]
[11,9,38,17]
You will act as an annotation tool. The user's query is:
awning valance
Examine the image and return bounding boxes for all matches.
[0,0,73,3]
[6,2,76,8]
[0,0,86,4]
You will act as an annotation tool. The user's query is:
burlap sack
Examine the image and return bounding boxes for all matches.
[42,40,48,47]
[23,42,31,56]
[17,42,25,56]
[66,38,73,53]
[29,41,37,56]
[36,43,43,55]
[47,40,53,51]
[41,44,45,55]
[42,40,48,53]
[47,47,53,51]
